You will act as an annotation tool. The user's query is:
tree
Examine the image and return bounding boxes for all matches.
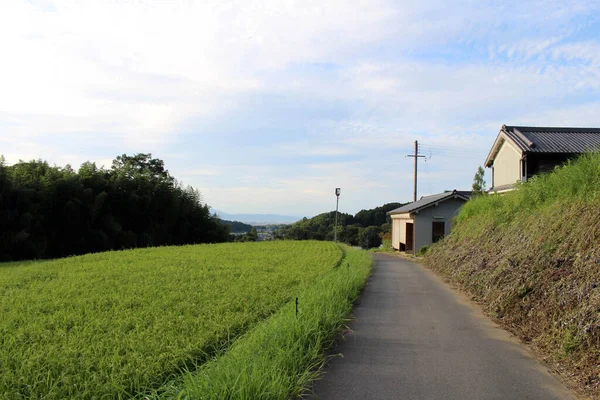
[358,226,382,249]
[248,227,258,241]
[472,166,487,195]
[111,153,174,187]
[380,222,391,234]
[0,153,229,261]
[342,224,363,246]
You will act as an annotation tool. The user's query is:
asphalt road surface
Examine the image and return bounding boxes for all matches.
[309,253,578,400]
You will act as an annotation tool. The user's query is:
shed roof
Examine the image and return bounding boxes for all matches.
[387,190,471,215]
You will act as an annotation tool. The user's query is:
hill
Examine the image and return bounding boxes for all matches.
[219,219,253,233]
[424,152,600,398]
[278,202,405,248]
[353,202,405,227]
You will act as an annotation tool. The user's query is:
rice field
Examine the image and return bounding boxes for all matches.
[168,246,373,400]
[0,241,343,399]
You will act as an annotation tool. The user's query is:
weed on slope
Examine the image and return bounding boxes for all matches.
[426,152,600,398]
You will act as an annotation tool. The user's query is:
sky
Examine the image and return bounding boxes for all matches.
[2,0,600,218]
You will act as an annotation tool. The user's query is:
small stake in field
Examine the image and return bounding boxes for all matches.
[296,297,299,318]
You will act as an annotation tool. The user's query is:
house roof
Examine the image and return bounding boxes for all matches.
[505,126,600,153]
[387,190,471,215]
[485,125,600,167]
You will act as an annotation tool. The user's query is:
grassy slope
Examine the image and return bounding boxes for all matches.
[154,245,373,399]
[425,152,600,398]
[0,241,341,399]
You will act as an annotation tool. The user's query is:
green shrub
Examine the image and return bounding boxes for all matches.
[417,245,429,256]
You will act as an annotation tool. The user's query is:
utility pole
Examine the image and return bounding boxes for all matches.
[407,140,426,202]
[334,188,341,243]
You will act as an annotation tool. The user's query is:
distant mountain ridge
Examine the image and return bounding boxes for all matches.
[212,210,300,225]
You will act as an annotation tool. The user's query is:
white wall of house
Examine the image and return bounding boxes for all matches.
[412,198,465,253]
[390,213,412,249]
[492,140,522,188]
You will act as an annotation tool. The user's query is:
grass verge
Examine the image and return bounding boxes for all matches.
[152,245,373,399]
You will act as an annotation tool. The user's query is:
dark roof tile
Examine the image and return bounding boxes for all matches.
[387,190,470,215]
[504,126,600,154]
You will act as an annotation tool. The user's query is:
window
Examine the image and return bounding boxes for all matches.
[432,221,445,243]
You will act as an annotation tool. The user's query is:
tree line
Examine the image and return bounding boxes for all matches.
[276,202,405,248]
[0,154,229,261]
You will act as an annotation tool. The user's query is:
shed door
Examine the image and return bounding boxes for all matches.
[406,223,414,251]
[432,221,445,243]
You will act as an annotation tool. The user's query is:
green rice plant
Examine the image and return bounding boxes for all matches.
[0,241,342,399]
[154,245,373,400]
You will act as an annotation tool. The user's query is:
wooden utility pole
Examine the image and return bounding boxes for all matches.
[407,140,426,202]
[334,188,340,243]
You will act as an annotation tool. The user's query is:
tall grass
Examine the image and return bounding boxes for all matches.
[454,152,600,235]
[154,246,373,399]
[0,241,341,399]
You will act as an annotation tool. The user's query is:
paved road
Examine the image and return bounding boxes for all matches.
[309,254,578,400]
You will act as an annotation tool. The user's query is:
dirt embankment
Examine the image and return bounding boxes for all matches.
[425,197,600,398]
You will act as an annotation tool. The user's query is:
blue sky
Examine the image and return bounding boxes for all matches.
[2,0,600,217]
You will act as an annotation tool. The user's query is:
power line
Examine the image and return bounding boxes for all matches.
[417,145,483,160]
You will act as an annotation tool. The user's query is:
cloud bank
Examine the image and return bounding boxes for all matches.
[2,0,600,215]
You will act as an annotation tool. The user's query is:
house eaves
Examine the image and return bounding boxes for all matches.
[484,126,524,168]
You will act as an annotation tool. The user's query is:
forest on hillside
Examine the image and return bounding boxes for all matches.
[277,202,405,248]
[0,154,229,261]
[219,219,253,233]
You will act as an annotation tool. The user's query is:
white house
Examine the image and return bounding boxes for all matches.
[485,125,600,193]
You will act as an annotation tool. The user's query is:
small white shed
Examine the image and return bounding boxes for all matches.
[387,190,470,254]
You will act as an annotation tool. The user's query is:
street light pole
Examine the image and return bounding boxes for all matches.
[334,188,341,243]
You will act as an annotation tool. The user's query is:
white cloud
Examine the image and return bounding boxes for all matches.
[2,0,600,215]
